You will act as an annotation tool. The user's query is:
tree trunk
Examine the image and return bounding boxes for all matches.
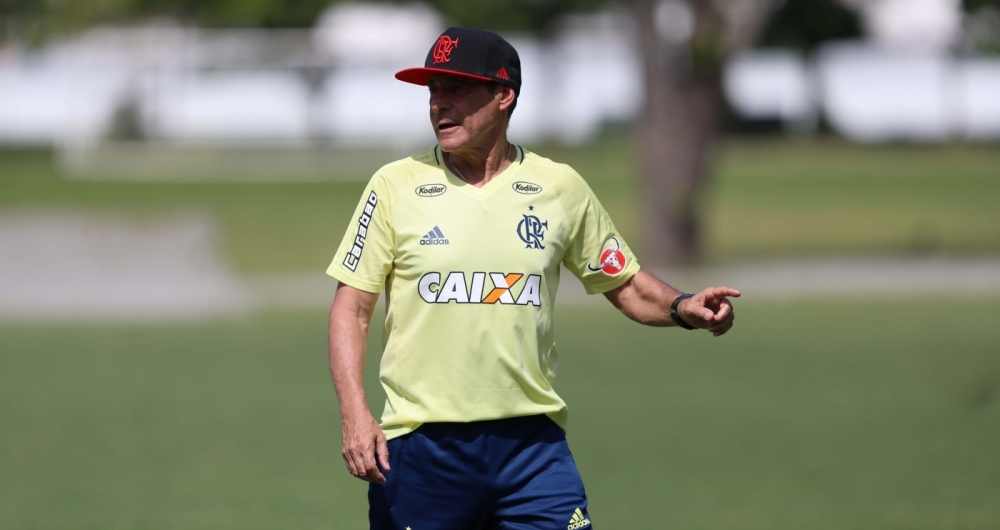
[627,0,773,266]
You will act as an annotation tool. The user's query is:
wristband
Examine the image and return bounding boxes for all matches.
[670,293,697,330]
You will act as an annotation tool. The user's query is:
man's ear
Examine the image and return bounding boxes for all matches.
[498,85,516,111]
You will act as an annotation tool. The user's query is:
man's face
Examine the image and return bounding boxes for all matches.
[427,74,506,153]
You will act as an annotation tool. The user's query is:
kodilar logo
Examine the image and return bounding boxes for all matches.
[415,184,447,197]
[512,181,542,195]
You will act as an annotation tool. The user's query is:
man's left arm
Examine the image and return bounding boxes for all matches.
[603,270,740,336]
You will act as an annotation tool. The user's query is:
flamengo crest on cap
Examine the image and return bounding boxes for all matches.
[432,36,459,64]
[587,236,627,276]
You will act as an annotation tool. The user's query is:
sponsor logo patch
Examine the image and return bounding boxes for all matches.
[418,271,542,306]
[415,184,447,197]
[586,236,627,276]
[512,181,542,195]
[342,191,378,272]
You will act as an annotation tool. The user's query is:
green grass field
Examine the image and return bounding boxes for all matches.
[2,139,999,528]
[2,139,999,273]
[2,300,999,529]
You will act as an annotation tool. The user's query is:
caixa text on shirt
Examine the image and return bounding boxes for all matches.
[419,272,542,305]
[343,191,378,272]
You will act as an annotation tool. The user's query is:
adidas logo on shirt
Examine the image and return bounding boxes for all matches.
[567,508,591,529]
[420,226,449,246]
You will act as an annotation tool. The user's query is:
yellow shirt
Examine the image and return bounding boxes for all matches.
[328,145,640,440]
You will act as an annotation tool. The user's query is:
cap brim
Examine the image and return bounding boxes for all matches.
[395,67,493,86]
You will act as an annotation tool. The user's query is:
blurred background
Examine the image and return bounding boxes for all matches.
[1,0,999,528]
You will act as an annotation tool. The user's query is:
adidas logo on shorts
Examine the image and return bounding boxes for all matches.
[567,508,591,529]
[420,226,450,245]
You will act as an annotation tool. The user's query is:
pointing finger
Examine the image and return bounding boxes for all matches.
[708,286,740,299]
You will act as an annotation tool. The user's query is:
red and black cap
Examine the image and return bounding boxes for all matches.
[395,27,521,95]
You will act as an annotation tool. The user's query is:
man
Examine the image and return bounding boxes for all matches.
[327,27,739,529]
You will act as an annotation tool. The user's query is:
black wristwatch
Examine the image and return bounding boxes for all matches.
[670,293,697,330]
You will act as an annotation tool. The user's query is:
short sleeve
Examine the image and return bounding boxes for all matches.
[561,178,640,295]
[326,174,394,293]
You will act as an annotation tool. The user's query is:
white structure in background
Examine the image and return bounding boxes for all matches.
[726,0,1000,142]
[723,51,816,132]
[0,34,133,146]
[815,0,1000,142]
[2,0,1000,151]
[544,11,643,143]
[311,3,442,147]
[818,48,1000,142]
[817,44,957,142]
[121,29,321,145]
[149,71,313,143]
[0,26,327,148]
[0,4,642,149]
[843,0,963,50]
[959,59,1000,139]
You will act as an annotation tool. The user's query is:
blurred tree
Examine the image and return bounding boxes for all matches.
[963,0,1000,54]
[965,0,1000,9]
[758,0,861,50]
[621,0,775,264]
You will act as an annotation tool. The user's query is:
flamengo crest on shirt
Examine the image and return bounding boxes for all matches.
[419,272,542,305]
[517,213,547,249]
[343,191,377,272]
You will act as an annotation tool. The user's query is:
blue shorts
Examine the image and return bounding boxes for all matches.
[369,415,593,530]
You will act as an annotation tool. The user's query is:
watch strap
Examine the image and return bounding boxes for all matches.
[670,293,697,330]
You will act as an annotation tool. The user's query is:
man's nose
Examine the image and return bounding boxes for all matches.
[430,92,450,113]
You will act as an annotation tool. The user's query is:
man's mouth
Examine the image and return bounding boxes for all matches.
[438,122,459,132]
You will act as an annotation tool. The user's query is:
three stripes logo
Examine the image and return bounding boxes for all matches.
[420,226,449,246]
[496,67,510,81]
[567,508,591,529]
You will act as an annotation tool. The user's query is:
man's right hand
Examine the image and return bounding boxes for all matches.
[342,412,391,484]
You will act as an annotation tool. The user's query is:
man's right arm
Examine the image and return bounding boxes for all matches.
[329,282,390,484]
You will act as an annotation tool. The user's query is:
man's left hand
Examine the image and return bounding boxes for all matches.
[678,286,740,336]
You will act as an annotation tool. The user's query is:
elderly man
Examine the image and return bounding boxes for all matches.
[327,27,739,530]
